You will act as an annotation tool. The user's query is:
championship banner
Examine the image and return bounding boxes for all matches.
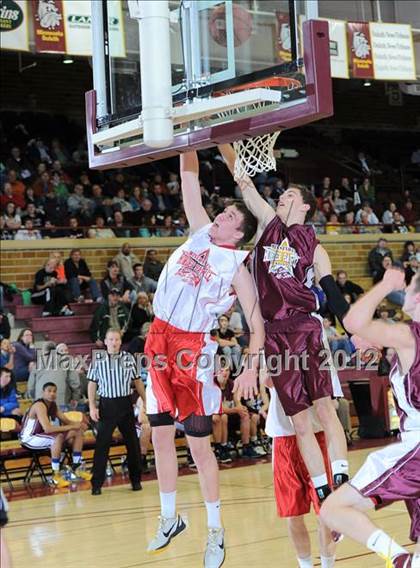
[370,22,416,81]
[347,22,374,78]
[276,12,291,64]
[0,0,29,52]
[63,0,125,57]
[32,0,66,53]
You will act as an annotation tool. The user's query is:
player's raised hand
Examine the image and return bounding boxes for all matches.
[382,268,406,292]
[233,368,258,399]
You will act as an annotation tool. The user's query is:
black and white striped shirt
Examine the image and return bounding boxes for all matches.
[87,350,138,398]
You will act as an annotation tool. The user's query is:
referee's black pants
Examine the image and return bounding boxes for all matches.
[92,396,141,489]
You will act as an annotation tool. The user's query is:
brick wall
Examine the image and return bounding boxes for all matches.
[0,234,418,291]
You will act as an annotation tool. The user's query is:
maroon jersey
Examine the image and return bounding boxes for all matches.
[20,399,58,436]
[253,216,319,321]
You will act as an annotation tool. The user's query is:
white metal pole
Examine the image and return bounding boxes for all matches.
[91,0,108,119]
[138,1,173,148]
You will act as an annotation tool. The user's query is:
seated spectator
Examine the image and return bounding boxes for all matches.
[24,186,38,207]
[212,315,242,371]
[339,176,354,200]
[6,170,26,208]
[377,307,395,325]
[0,311,11,341]
[100,260,133,303]
[91,184,105,216]
[15,218,42,240]
[33,171,54,198]
[405,255,418,286]
[225,304,246,347]
[113,243,141,281]
[392,211,408,234]
[323,315,354,357]
[21,203,45,228]
[332,188,348,214]
[382,202,398,226]
[127,292,153,340]
[373,255,405,306]
[173,213,188,236]
[143,249,164,281]
[325,213,340,235]
[355,202,379,225]
[336,270,364,303]
[262,185,276,208]
[65,216,84,239]
[51,171,69,204]
[112,188,133,213]
[64,248,101,303]
[340,211,358,234]
[31,258,74,317]
[42,189,67,226]
[0,215,14,240]
[0,367,22,421]
[358,177,375,202]
[90,216,116,238]
[49,252,67,284]
[113,210,130,238]
[89,288,130,347]
[401,240,417,266]
[28,137,53,165]
[127,321,151,357]
[19,382,91,487]
[368,238,393,279]
[2,202,21,230]
[0,339,14,370]
[129,186,143,211]
[6,146,33,181]
[400,200,417,227]
[0,182,24,211]
[130,263,157,295]
[12,328,36,381]
[214,367,260,459]
[27,342,82,410]
[150,182,173,212]
[158,214,178,237]
[67,184,94,219]
[377,347,396,376]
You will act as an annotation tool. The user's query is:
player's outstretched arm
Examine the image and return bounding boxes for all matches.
[218,143,276,230]
[180,151,211,234]
[232,264,265,399]
[343,268,414,352]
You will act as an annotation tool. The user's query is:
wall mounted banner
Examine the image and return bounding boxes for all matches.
[322,18,349,79]
[63,0,125,57]
[0,0,29,51]
[348,22,374,78]
[32,0,66,53]
[369,22,416,81]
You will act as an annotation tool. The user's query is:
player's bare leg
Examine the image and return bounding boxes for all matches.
[287,516,312,567]
[318,519,336,567]
[320,484,412,566]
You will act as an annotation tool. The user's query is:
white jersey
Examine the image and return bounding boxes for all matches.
[153,224,249,332]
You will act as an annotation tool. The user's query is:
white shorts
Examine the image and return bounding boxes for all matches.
[20,433,58,450]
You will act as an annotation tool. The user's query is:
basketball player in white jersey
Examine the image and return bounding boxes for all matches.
[321,269,420,568]
[146,151,265,568]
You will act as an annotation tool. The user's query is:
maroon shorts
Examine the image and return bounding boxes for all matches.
[265,314,333,416]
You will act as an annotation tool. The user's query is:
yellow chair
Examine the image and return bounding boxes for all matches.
[0,417,19,433]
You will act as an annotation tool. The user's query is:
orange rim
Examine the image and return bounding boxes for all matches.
[215,76,302,96]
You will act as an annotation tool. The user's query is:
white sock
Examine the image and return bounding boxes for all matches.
[331,460,349,476]
[311,473,328,488]
[205,499,222,529]
[160,491,176,519]
[320,555,336,568]
[251,436,257,442]
[413,553,420,567]
[51,458,60,472]
[366,529,407,560]
[297,556,313,568]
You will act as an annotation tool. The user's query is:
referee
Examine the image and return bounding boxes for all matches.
[87,328,145,495]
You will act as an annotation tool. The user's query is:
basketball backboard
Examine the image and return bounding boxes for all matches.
[86,0,333,170]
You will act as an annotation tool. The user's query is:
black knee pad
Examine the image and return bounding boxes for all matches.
[182,414,213,438]
[147,411,174,428]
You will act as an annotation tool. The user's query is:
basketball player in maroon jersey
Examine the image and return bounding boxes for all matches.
[220,144,349,505]
[321,269,420,568]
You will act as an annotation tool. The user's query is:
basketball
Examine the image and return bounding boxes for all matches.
[209,4,253,47]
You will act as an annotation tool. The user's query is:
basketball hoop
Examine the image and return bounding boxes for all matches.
[216,77,302,180]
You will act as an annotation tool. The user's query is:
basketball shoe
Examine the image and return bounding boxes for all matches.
[204,527,225,568]
[52,472,70,488]
[147,514,186,552]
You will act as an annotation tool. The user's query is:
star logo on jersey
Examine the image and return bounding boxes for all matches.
[176,248,216,287]
[263,238,300,279]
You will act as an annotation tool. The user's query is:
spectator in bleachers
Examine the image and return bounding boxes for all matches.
[400,200,417,227]
[143,249,164,281]
[24,187,37,207]
[382,202,398,226]
[130,263,157,294]
[150,182,173,213]
[212,314,242,371]
[340,211,358,234]
[368,238,393,279]
[89,288,130,346]
[2,202,21,230]
[335,270,364,303]
[339,177,353,201]
[262,185,276,209]
[6,147,33,181]
[0,367,22,420]
[51,139,71,166]
[129,186,143,212]
[21,202,45,228]
[42,189,67,226]
[113,243,141,281]
[323,315,354,358]
[67,184,94,220]
[15,218,42,240]
[51,171,69,204]
[91,184,104,215]
[405,255,418,286]
[0,311,11,341]
[112,188,133,213]
[0,339,14,370]
[6,170,26,208]
[373,255,405,306]
[392,211,408,234]
[401,241,417,266]
[27,137,52,165]
[31,258,74,317]
[355,202,379,225]
[377,307,395,325]
[358,177,375,202]
[113,210,130,238]
[1,182,24,210]
[26,342,81,410]
[65,216,84,239]
[127,320,151,357]
[12,328,36,381]
[100,260,133,303]
[90,215,116,238]
[157,214,177,237]
[325,213,340,235]
[331,188,348,214]
[127,292,153,340]
[19,381,91,487]
[64,248,101,303]
[33,171,54,198]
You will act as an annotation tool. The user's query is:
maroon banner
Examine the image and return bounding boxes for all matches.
[347,22,374,78]
[32,0,66,53]
[276,12,292,64]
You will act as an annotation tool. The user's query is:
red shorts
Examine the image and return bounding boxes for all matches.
[273,431,332,517]
[145,317,222,421]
